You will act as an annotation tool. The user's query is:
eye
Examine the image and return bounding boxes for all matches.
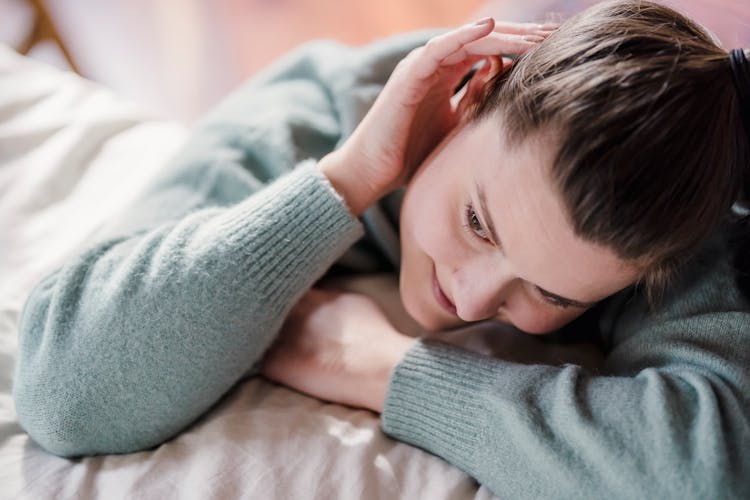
[534,287,573,309]
[463,204,489,241]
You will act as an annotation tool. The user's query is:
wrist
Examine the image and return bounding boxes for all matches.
[318,150,382,216]
[367,334,417,413]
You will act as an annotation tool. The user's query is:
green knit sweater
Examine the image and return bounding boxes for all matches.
[12,32,750,499]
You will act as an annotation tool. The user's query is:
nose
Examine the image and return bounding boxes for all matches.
[451,254,513,322]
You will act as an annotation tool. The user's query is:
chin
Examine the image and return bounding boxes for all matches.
[402,293,441,331]
[413,311,446,332]
[513,317,567,335]
[399,279,444,332]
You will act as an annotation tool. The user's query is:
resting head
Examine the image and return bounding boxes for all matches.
[398,0,749,334]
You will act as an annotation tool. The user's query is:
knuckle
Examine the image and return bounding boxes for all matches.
[395,49,419,70]
[423,38,442,54]
[394,55,412,72]
[407,46,422,58]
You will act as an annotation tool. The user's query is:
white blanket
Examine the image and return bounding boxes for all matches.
[0,44,506,500]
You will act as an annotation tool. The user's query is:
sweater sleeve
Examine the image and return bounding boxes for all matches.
[382,232,750,499]
[12,163,363,458]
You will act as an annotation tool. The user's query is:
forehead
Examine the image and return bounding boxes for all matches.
[463,117,640,301]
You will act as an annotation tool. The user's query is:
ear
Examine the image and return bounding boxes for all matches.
[454,56,508,121]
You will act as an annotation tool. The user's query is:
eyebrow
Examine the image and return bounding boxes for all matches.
[475,181,598,309]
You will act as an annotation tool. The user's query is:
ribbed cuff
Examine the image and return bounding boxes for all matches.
[214,159,364,311]
[381,338,499,474]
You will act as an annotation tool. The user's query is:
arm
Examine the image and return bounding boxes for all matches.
[11,34,431,457]
[12,166,363,458]
[382,232,750,499]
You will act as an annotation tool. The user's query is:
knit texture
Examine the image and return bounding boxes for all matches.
[13,163,363,456]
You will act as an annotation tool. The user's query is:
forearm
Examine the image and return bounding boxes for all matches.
[319,150,382,217]
[363,333,417,412]
[12,164,363,457]
[381,233,750,499]
[383,337,750,499]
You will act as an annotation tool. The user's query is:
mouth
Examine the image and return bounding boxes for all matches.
[432,265,457,316]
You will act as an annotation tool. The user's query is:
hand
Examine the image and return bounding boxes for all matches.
[260,288,416,413]
[320,18,557,214]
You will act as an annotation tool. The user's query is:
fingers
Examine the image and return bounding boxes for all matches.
[409,18,496,79]
[491,20,560,36]
[410,18,557,79]
[441,32,544,65]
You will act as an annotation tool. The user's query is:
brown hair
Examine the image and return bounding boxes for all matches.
[473,0,749,303]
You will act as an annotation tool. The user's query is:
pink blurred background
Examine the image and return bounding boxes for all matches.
[2,0,748,123]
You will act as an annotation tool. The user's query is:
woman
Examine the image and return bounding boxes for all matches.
[13,0,750,497]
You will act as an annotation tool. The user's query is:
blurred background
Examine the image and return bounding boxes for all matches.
[2,0,749,123]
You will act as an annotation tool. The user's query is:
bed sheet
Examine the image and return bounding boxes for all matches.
[0,44,505,500]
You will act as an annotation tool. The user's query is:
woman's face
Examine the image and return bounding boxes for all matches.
[398,115,643,334]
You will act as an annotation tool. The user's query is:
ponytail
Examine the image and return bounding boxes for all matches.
[728,48,750,296]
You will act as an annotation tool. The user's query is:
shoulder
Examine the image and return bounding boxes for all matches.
[600,225,750,348]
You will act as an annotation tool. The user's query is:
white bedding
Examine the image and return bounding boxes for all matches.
[0,44,506,500]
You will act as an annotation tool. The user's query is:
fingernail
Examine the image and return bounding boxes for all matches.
[523,35,545,42]
[538,22,561,30]
[473,17,493,27]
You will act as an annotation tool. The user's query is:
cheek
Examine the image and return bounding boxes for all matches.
[507,300,586,335]
[401,180,458,265]
[411,211,452,262]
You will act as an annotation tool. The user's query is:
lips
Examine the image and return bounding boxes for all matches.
[432,265,457,315]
